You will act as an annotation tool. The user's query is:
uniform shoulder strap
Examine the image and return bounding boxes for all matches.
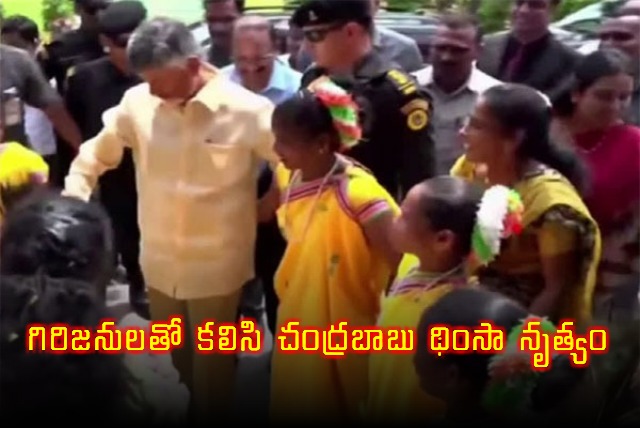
[384,68,419,97]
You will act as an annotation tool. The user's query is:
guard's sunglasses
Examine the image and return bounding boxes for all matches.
[303,23,346,43]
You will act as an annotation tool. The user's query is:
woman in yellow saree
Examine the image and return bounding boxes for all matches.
[258,80,399,423]
[451,84,601,323]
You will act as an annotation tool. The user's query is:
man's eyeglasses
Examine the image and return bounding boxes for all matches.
[303,23,346,43]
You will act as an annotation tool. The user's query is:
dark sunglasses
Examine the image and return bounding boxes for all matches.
[514,0,549,9]
[303,23,346,43]
[599,31,634,42]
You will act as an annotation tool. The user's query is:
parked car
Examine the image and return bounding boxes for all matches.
[549,26,589,50]
[551,0,625,40]
[376,11,440,64]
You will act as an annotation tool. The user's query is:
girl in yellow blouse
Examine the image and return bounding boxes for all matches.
[258,79,400,423]
[451,83,600,323]
[0,142,50,228]
[368,176,525,424]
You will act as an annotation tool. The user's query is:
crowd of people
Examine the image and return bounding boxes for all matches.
[0,0,639,426]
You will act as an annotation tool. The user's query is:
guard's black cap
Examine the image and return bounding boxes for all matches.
[291,0,372,28]
[97,0,147,37]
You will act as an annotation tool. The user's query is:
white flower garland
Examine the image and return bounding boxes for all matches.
[473,185,511,264]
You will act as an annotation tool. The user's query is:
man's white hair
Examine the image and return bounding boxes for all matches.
[127,17,201,72]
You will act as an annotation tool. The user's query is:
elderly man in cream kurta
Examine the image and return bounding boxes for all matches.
[63,17,278,425]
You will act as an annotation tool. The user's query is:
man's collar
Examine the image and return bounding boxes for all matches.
[414,64,499,94]
[373,27,382,47]
[191,63,223,111]
[225,58,290,93]
[265,59,291,92]
[353,50,387,79]
[508,31,551,49]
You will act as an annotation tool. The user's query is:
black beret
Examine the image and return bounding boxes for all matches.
[97,1,147,36]
[291,0,372,28]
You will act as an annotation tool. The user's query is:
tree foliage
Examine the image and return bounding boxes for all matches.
[42,0,74,32]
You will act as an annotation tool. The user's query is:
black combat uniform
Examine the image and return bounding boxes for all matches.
[39,1,109,184]
[293,0,435,198]
[64,0,148,314]
[301,53,435,197]
[40,28,105,96]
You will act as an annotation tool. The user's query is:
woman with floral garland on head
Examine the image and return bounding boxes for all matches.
[451,83,600,323]
[258,79,400,424]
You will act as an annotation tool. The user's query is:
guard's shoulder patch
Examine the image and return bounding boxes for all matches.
[385,69,417,96]
[400,98,430,115]
[401,98,430,132]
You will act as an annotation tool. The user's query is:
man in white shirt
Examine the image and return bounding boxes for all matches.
[413,13,501,174]
[221,15,300,335]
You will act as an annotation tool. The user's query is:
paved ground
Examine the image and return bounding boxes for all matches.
[106,283,273,422]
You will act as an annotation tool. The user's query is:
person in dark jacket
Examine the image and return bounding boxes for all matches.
[477,0,581,97]
[64,0,149,317]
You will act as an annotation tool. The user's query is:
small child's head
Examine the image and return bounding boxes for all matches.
[0,193,114,297]
[272,78,361,171]
[414,288,587,421]
[390,176,483,263]
[391,177,524,268]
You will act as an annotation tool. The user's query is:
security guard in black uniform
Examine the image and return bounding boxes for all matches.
[64,0,149,317]
[40,0,111,94]
[292,0,435,198]
[39,0,111,185]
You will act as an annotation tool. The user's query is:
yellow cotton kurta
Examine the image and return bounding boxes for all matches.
[63,67,278,299]
[368,265,469,424]
[270,163,398,423]
[451,156,601,322]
